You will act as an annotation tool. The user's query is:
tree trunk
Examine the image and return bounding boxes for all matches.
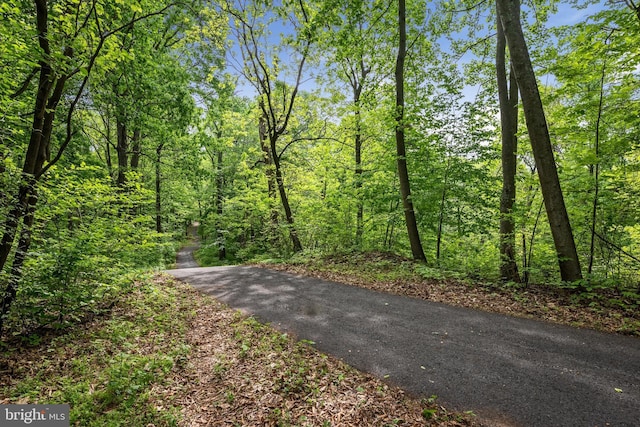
[496,10,521,283]
[588,60,606,276]
[0,20,55,273]
[384,199,400,250]
[354,97,364,248]
[130,128,141,170]
[216,150,226,260]
[348,61,369,249]
[116,119,128,187]
[496,0,582,282]
[395,0,426,262]
[259,110,278,226]
[436,159,450,263]
[155,144,164,233]
[271,139,303,253]
[0,0,73,326]
[0,0,67,274]
[0,189,38,334]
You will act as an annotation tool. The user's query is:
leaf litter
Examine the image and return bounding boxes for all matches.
[155,276,479,426]
[2,274,479,426]
[260,252,639,336]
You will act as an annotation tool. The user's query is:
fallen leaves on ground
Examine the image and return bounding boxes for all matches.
[154,277,479,426]
[259,255,639,336]
[1,274,481,426]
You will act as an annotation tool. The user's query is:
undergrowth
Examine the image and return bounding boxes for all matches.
[0,273,193,426]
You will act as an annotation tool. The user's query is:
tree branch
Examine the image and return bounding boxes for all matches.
[593,228,640,264]
[10,68,39,99]
[38,2,179,178]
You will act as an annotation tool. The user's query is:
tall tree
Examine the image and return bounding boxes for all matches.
[0,0,178,333]
[395,0,426,262]
[225,0,320,252]
[496,0,582,282]
[496,8,521,282]
[322,0,388,248]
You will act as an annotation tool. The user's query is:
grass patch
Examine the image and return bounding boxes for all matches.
[0,273,194,426]
[1,273,478,426]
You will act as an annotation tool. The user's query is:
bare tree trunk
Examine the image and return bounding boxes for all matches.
[496,10,521,282]
[436,159,450,263]
[271,139,303,253]
[354,99,364,248]
[395,0,426,262]
[116,119,128,187]
[130,128,141,170]
[588,59,607,276]
[496,0,582,282]
[0,189,38,334]
[384,199,400,250]
[0,4,55,272]
[259,110,278,226]
[0,52,66,275]
[155,144,164,233]
[216,150,226,260]
[1,0,178,333]
[346,59,369,249]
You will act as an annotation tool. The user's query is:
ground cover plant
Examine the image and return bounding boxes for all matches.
[1,274,478,426]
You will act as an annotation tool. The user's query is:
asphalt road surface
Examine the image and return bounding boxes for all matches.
[166,264,640,426]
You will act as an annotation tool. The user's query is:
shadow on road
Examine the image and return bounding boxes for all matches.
[166,265,640,427]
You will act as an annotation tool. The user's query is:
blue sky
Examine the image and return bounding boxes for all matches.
[226,0,610,100]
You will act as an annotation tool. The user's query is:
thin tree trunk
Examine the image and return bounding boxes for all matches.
[0,0,74,326]
[216,150,226,260]
[496,10,521,282]
[0,187,38,335]
[497,0,582,282]
[0,9,55,273]
[271,139,303,253]
[588,60,606,275]
[155,144,164,233]
[395,0,426,262]
[436,159,451,262]
[354,98,364,248]
[116,119,128,187]
[130,128,141,170]
[347,59,369,249]
[0,151,7,216]
[259,110,278,226]
[525,199,545,284]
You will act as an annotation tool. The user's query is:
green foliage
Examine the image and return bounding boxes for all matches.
[2,0,639,317]
[2,166,177,336]
[1,274,191,426]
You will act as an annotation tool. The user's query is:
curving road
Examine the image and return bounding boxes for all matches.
[166,264,640,426]
[175,243,199,269]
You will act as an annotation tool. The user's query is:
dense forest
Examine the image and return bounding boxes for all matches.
[1,0,639,335]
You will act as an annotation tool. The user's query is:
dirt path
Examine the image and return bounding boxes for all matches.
[166,265,640,427]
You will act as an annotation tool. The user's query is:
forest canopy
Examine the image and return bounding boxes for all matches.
[1,0,639,334]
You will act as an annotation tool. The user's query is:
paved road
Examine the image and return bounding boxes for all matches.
[166,265,640,427]
[175,243,199,268]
